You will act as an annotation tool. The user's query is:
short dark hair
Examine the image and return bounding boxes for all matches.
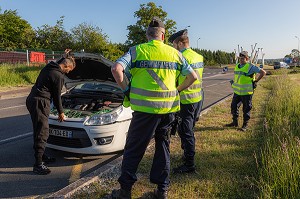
[62,57,76,68]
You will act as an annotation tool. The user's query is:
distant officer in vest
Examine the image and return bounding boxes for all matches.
[110,17,197,199]
[168,29,204,174]
[225,51,266,131]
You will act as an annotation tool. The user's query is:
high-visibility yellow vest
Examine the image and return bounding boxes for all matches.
[179,48,204,104]
[126,40,183,114]
[232,63,255,95]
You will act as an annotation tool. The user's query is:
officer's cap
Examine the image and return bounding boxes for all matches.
[148,16,165,29]
[239,51,249,58]
[168,29,188,43]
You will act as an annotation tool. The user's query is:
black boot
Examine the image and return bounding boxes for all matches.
[173,163,195,174]
[153,189,168,199]
[225,119,238,127]
[111,188,131,199]
[241,122,248,132]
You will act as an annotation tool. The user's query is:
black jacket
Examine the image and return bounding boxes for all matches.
[28,61,64,114]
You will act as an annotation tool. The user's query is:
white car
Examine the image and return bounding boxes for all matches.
[47,53,132,154]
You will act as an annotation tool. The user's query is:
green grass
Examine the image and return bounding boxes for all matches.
[34,67,298,199]
[257,74,300,199]
[0,63,41,87]
[72,78,269,199]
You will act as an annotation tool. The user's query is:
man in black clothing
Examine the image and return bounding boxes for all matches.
[26,52,75,175]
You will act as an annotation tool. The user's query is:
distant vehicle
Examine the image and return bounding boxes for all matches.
[274,61,290,69]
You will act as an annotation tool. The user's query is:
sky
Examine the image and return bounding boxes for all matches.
[1,0,300,59]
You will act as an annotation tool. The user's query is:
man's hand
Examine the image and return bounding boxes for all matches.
[253,80,258,89]
[63,49,72,58]
[58,113,65,122]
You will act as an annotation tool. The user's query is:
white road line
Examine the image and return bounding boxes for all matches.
[0,132,32,145]
[202,73,233,79]
[204,80,231,88]
[0,105,26,111]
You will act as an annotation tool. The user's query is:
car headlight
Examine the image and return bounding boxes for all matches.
[85,106,123,125]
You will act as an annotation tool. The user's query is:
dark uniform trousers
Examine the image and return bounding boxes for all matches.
[118,111,174,192]
[178,101,202,166]
[26,94,51,165]
[231,93,253,123]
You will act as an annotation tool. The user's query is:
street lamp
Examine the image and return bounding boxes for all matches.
[295,36,300,66]
[197,37,201,49]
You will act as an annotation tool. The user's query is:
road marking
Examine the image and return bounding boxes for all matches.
[69,157,83,184]
[0,105,26,111]
[0,132,32,145]
[202,73,232,79]
[203,80,231,88]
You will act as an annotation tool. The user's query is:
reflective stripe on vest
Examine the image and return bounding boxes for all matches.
[179,48,204,104]
[128,40,182,114]
[232,63,254,95]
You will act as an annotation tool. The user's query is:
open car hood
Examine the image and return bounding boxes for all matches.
[65,52,115,82]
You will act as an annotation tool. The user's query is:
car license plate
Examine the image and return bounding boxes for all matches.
[49,128,73,138]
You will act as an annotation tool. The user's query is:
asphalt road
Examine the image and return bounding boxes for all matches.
[0,68,234,198]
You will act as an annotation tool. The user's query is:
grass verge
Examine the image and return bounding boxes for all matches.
[72,81,269,199]
[0,63,41,87]
[257,74,300,198]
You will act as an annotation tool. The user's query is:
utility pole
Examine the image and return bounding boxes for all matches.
[295,36,299,67]
[197,37,201,49]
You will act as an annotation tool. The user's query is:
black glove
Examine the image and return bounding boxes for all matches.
[253,80,258,89]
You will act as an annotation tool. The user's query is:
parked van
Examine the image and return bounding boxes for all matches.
[274,62,290,69]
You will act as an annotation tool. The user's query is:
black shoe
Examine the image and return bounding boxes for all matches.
[173,164,195,174]
[42,155,56,164]
[225,121,238,127]
[33,163,51,175]
[111,188,131,199]
[153,189,168,199]
[241,123,248,132]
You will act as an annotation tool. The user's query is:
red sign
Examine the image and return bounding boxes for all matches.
[30,52,45,63]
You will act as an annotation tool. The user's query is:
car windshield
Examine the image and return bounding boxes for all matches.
[73,83,121,92]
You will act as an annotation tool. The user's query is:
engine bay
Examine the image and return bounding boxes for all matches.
[50,92,123,118]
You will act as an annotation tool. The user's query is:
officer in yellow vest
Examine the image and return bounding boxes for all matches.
[110,17,197,199]
[168,29,204,174]
[225,51,266,131]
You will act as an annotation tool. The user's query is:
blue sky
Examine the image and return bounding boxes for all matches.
[1,0,300,59]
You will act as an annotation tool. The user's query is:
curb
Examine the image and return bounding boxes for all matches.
[47,155,123,199]
[0,87,31,99]
[46,93,233,199]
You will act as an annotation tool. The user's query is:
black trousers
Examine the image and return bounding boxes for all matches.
[230,93,253,123]
[118,111,174,192]
[178,101,202,165]
[26,95,50,165]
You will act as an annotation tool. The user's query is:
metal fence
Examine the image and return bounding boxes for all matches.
[0,49,64,66]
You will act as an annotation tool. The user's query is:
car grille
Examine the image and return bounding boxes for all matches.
[48,125,92,148]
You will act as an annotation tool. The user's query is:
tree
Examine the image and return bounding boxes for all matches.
[125,2,176,48]
[71,22,124,61]
[0,9,35,50]
[35,16,72,50]
[71,22,108,53]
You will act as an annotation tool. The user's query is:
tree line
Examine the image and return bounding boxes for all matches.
[0,2,234,64]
